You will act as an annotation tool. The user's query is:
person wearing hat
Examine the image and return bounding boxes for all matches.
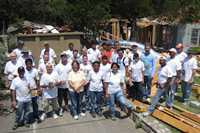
[40,42,57,64]
[10,66,34,130]
[128,43,142,64]
[181,48,198,105]
[100,43,114,64]
[12,40,32,59]
[4,53,23,113]
[18,47,35,67]
[65,43,80,60]
[87,41,101,63]
[164,48,181,109]
[39,63,61,121]
[143,57,172,117]
[54,52,72,116]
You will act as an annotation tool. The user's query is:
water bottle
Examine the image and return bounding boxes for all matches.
[182,67,185,76]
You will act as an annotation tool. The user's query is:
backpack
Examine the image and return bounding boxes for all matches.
[117,57,126,67]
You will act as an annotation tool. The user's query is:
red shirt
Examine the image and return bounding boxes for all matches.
[100,49,114,64]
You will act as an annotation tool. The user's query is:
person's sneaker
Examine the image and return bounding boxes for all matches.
[143,112,151,117]
[98,113,103,117]
[40,113,47,121]
[110,116,116,121]
[92,114,96,118]
[175,93,177,96]
[161,102,166,106]
[65,105,69,111]
[169,107,173,110]
[147,98,151,102]
[79,113,86,117]
[59,108,63,116]
[12,125,18,130]
[74,115,79,120]
[10,106,15,113]
[24,123,30,128]
[51,111,58,119]
[182,102,189,106]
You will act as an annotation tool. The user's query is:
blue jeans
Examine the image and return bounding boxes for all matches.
[14,101,31,125]
[84,83,90,108]
[90,91,102,115]
[143,76,152,99]
[31,96,39,118]
[181,80,192,103]
[147,85,169,113]
[109,89,132,116]
[165,77,176,108]
[69,91,84,116]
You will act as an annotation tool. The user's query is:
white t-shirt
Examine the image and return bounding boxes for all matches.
[157,65,172,84]
[104,72,124,94]
[65,49,80,60]
[55,63,72,88]
[117,57,129,77]
[128,51,143,63]
[12,48,32,59]
[181,57,198,82]
[38,59,55,74]
[100,63,111,79]
[110,50,128,63]
[18,56,35,67]
[175,52,187,65]
[80,63,93,81]
[40,48,56,59]
[88,70,104,92]
[129,60,145,82]
[4,60,22,80]
[39,57,55,66]
[10,76,31,102]
[87,48,101,62]
[79,54,92,64]
[40,71,60,98]
[166,57,182,76]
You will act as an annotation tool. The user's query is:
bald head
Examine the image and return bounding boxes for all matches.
[82,48,88,55]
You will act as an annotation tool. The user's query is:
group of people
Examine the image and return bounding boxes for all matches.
[4,40,198,130]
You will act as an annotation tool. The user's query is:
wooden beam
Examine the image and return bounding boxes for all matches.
[181,112,200,124]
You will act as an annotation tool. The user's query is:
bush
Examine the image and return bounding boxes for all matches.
[7,34,18,53]
[193,46,200,55]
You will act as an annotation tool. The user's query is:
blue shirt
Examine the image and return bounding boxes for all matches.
[140,53,156,77]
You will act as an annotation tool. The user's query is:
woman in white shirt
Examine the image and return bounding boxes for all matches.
[87,61,104,118]
[68,61,86,120]
[104,63,134,120]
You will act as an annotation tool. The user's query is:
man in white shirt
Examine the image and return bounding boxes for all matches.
[39,63,61,121]
[4,53,22,113]
[72,50,81,63]
[65,43,80,60]
[80,55,93,110]
[55,52,72,116]
[87,41,101,63]
[128,43,142,64]
[18,47,35,67]
[10,66,33,130]
[25,59,40,120]
[80,48,92,64]
[12,40,32,59]
[40,42,57,64]
[143,57,172,117]
[165,48,181,109]
[38,54,54,76]
[181,49,198,105]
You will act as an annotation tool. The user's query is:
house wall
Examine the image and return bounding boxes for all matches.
[16,32,83,67]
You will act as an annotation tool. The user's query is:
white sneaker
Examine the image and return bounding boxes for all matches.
[51,111,58,119]
[74,115,79,120]
[59,108,63,116]
[147,98,151,102]
[143,112,151,117]
[161,102,166,106]
[40,113,47,121]
[79,113,86,117]
[65,105,69,111]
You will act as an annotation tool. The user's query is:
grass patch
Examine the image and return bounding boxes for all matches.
[194,76,200,85]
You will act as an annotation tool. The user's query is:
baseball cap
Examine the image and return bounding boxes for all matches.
[160,56,167,60]
[176,43,184,49]
[186,48,194,54]
[18,66,25,73]
[60,52,68,57]
[131,43,138,47]
[18,40,24,45]
[169,48,177,53]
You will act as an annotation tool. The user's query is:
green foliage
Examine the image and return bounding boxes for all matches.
[135,118,142,129]
[193,46,200,55]
[7,34,18,53]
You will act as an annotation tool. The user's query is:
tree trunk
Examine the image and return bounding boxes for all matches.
[119,19,126,40]
[129,18,137,41]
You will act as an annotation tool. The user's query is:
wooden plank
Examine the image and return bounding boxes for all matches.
[181,112,200,124]
[172,104,191,113]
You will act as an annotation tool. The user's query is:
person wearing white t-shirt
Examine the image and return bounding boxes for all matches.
[4,53,22,113]
[40,42,57,64]
[87,61,104,118]
[143,57,173,117]
[104,63,135,120]
[65,43,80,60]
[80,55,93,110]
[181,49,198,105]
[39,63,61,121]
[80,48,92,64]
[12,40,32,59]
[18,47,35,67]
[129,53,145,102]
[72,50,81,63]
[10,66,34,130]
[55,52,72,116]
[38,50,55,65]
[24,59,40,120]
[165,48,181,109]
[87,41,101,63]
[128,43,142,64]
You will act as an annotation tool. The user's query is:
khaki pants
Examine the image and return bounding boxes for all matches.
[42,97,58,112]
